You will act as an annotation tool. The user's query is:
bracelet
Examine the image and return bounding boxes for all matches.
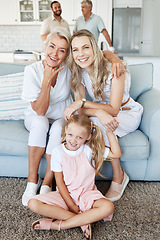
[108,46,115,52]
[81,98,86,108]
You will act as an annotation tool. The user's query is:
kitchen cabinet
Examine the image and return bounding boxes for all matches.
[17,0,52,23]
[96,0,112,37]
[0,0,111,27]
[0,0,18,24]
[37,0,52,22]
[57,0,74,25]
[139,0,153,55]
[113,0,142,8]
[0,0,52,25]
[140,0,160,56]
[0,0,52,24]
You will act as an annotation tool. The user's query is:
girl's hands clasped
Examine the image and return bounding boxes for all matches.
[43,60,64,87]
[69,203,80,214]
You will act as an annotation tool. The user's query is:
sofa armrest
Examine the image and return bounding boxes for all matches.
[137,88,160,180]
[138,88,160,136]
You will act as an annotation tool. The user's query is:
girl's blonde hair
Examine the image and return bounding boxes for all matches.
[69,29,110,101]
[61,115,105,176]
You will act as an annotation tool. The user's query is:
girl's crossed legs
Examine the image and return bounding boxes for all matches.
[28,191,114,238]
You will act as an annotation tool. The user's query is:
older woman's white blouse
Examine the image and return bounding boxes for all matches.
[22,61,73,120]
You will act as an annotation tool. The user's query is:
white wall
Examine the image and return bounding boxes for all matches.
[0,25,43,52]
[0,24,76,53]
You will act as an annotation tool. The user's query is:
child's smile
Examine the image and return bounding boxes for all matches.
[65,123,91,151]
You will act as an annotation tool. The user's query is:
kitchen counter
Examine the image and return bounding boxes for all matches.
[118,53,160,58]
[0,50,39,64]
[0,52,14,63]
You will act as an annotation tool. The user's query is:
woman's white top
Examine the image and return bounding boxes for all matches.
[81,63,143,138]
[81,63,131,105]
[22,61,73,120]
[51,143,109,172]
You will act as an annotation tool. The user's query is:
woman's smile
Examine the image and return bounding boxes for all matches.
[49,55,58,61]
[78,57,89,62]
[65,123,91,151]
[72,36,94,70]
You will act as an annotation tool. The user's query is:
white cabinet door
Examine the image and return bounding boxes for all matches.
[58,0,74,25]
[140,0,160,56]
[17,0,52,24]
[96,0,112,36]
[96,0,112,49]
[139,0,153,55]
[17,0,35,23]
[113,0,142,8]
[0,0,18,24]
[36,0,52,22]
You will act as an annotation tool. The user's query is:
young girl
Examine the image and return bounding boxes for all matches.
[63,29,143,202]
[28,115,121,239]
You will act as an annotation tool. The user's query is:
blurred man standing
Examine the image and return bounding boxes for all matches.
[40,1,70,41]
[74,0,114,52]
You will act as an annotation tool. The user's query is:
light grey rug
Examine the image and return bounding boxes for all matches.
[0,177,160,240]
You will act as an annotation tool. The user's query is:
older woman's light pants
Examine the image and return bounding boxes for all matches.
[24,115,65,155]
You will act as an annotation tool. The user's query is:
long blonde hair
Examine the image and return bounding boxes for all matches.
[61,115,105,176]
[69,29,110,101]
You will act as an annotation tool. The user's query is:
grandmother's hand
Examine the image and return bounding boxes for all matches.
[43,60,64,87]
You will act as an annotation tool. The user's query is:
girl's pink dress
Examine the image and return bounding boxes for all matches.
[32,144,112,220]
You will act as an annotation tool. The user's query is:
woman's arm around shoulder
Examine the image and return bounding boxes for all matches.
[103,50,125,78]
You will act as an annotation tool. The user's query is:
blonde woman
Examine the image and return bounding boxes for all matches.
[63,29,143,202]
[28,115,121,239]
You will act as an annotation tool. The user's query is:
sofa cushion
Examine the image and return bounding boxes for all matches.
[0,119,149,162]
[0,72,29,120]
[128,63,153,100]
[0,120,28,156]
[0,62,26,76]
[119,130,149,161]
